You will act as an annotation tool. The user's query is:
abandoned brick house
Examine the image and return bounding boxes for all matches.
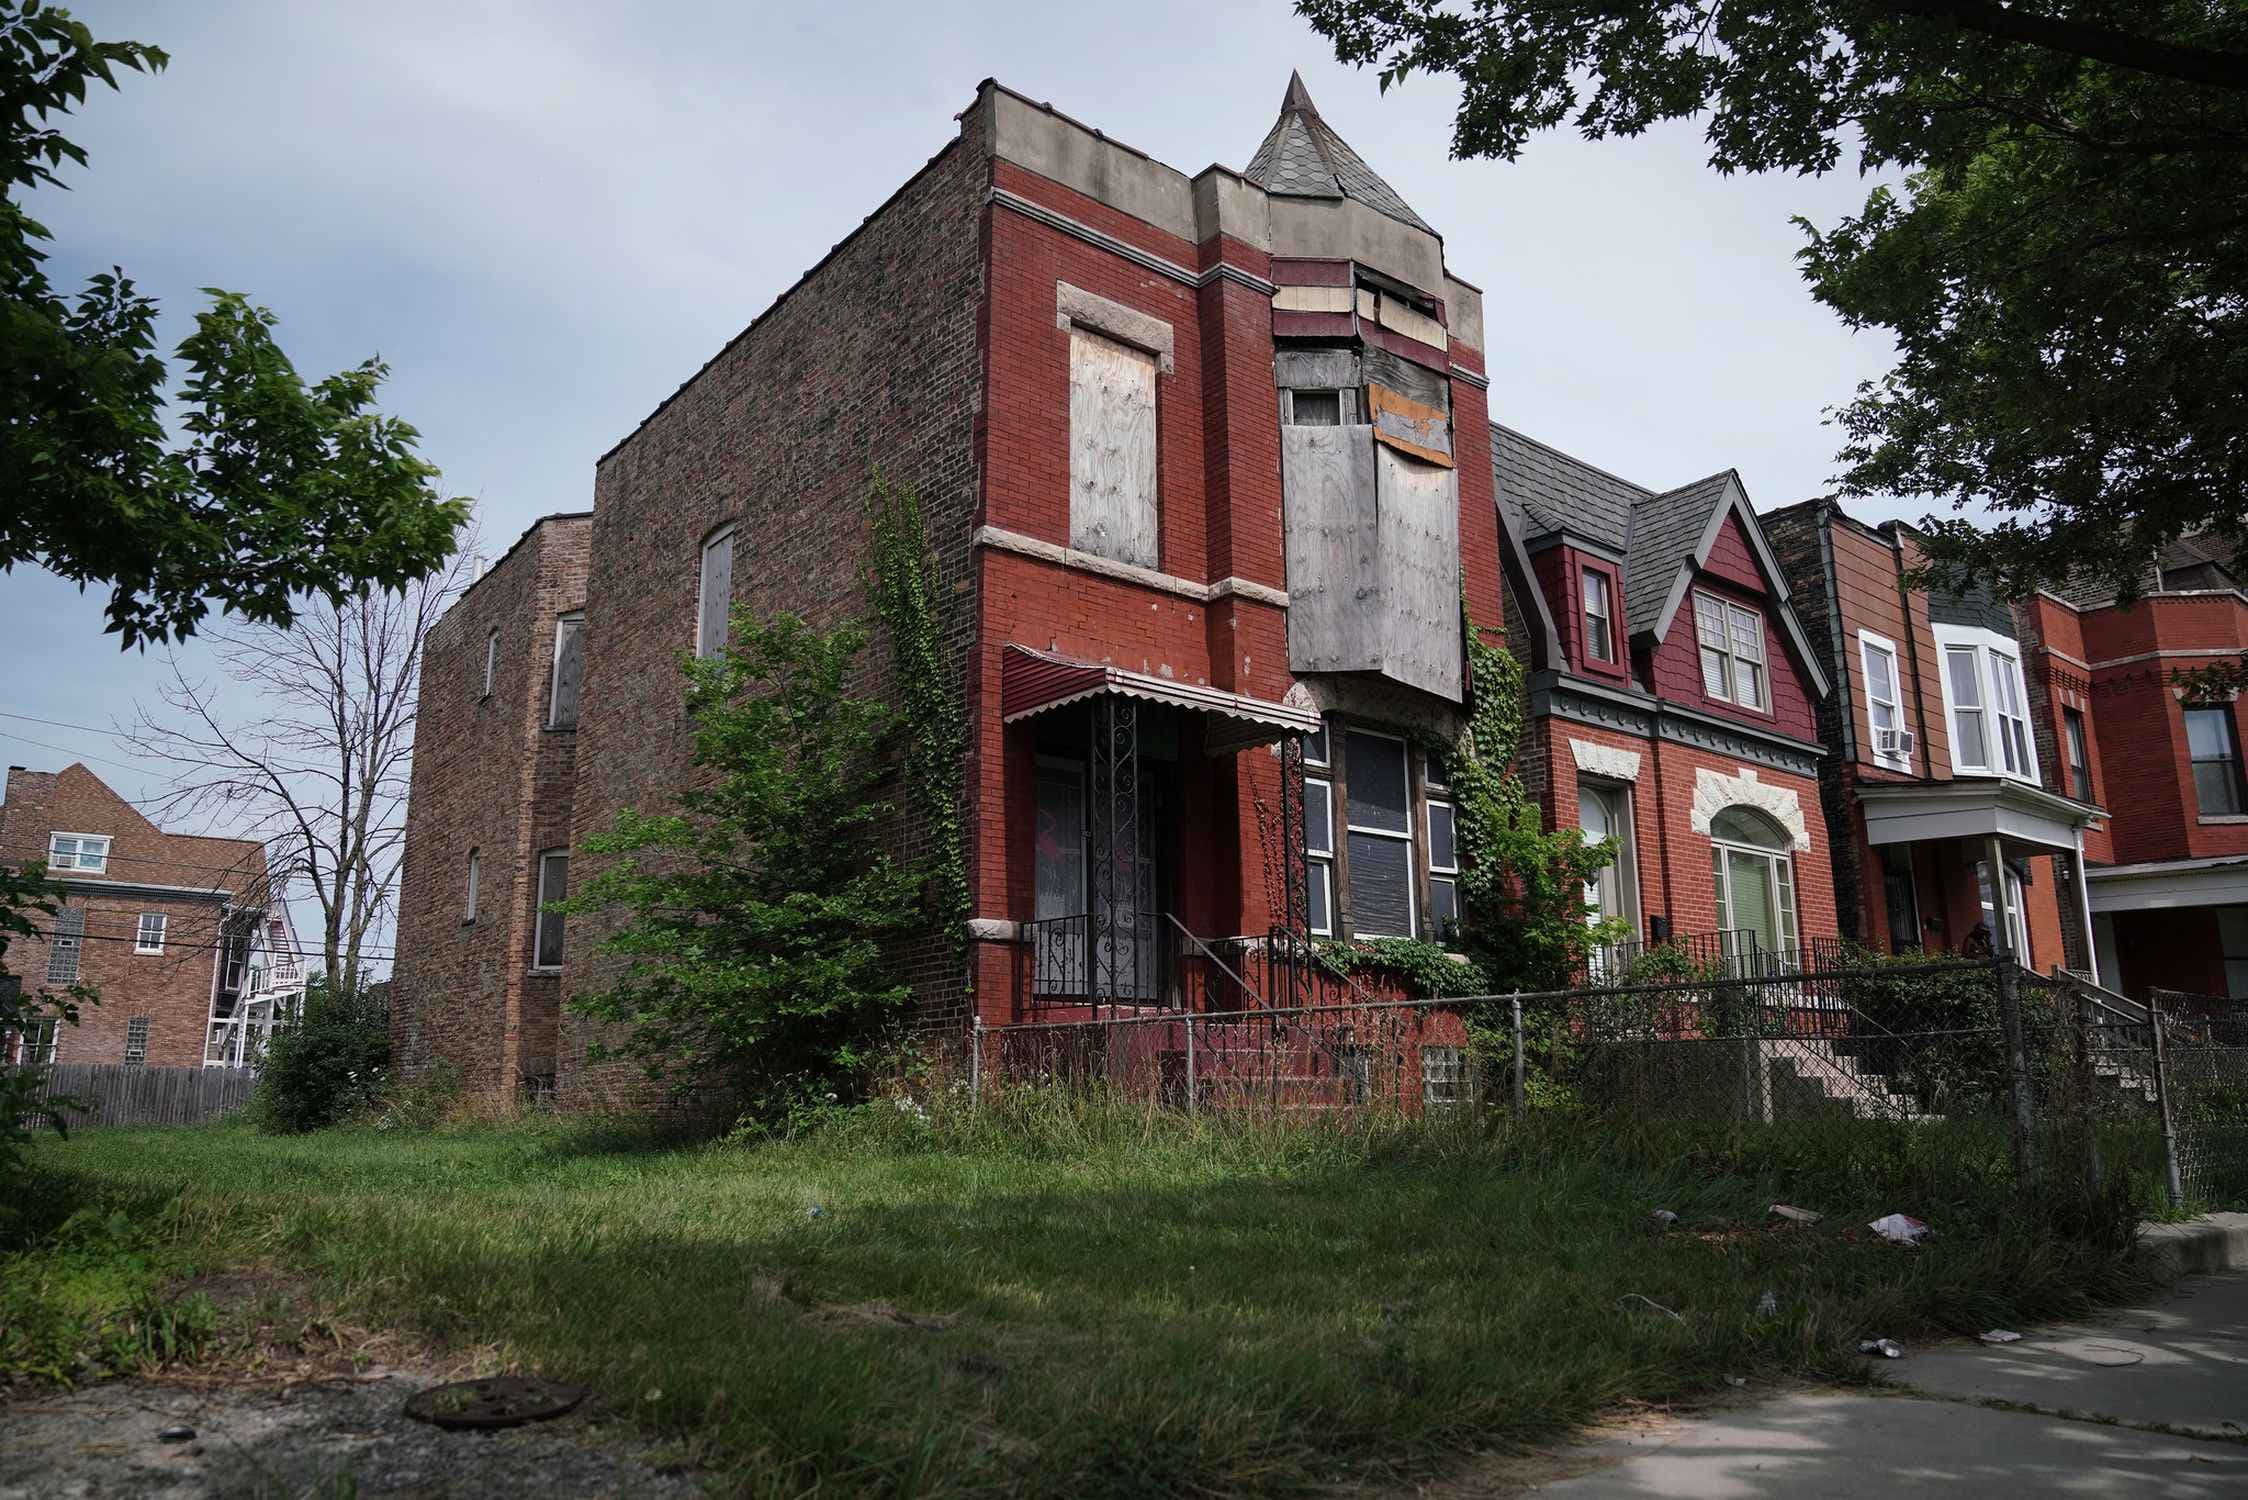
[2,763,304,1067]
[394,73,1891,1103]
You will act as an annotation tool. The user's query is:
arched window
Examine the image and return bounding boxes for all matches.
[1709,807,1798,960]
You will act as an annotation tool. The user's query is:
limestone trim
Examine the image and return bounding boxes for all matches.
[1056,281,1176,374]
[1690,765,1810,848]
[974,525,1287,606]
[990,188,1277,300]
[1568,738,1642,783]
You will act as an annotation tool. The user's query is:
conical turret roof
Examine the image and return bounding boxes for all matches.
[1243,71,1433,236]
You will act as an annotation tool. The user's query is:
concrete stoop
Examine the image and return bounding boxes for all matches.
[2138,1211,2248,1276]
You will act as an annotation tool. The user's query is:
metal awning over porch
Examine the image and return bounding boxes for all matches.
[1858,777,2102,856]
[1000,643,1320,753]
[2086,855,2248,914]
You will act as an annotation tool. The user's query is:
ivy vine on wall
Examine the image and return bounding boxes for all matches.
[867,479,971,970]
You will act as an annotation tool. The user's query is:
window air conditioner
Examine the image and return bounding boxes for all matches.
[1874,727,1916,759]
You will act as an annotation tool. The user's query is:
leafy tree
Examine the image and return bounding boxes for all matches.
[0,863,91,1230]
[1300,1,2248,677]
[2,1,467,647]
[563,610,923,1127]
[249,973,389,1134]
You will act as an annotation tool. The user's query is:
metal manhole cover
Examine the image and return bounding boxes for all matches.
[404,1375,588,1430]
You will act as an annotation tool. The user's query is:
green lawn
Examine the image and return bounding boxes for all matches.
[18,1099,2156,1497]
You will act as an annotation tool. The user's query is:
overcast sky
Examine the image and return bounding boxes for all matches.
[2,1,1920,957]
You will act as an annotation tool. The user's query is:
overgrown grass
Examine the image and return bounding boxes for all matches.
[22,1096,2157,1496]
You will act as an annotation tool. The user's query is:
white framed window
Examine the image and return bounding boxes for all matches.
[46,833,110,874]
[1583,568,1616,664]
[1426,796,1460,940]
[533,849,569,970]
[1068,327,1159,569]
[696,524,736,660]
[1693,593,1768,711]
[1858,631,1911,768]
[548,611,586,729]
[1709,808,1798,960]
[124,1016,150,1066]
[482,628,499,698]
[1934,626,2038,782]
[1305,775,1336,937]
[135,912,167,954]
[15,1016,58,1066]
[1578,782,1638,933]
[1343,729,1416,938]
[464,848,481,924]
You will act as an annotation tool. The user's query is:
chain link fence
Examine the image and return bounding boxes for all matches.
[973,953,2246,1208]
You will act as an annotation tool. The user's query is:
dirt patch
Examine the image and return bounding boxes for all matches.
[1,1266,704,1497]
[0,1368,705,1498]
[749,1272,959,1334]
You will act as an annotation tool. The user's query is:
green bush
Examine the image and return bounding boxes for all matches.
[251,977,389,1133]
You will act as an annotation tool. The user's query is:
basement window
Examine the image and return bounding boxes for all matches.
[124,1017,150,1066]
[1421,1047,1468,1113]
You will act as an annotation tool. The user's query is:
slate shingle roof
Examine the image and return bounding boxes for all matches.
[1244,72,1434,236]
[1490,424,1647,552]
[1490,425,1756,637]
[1623,472,1737,638]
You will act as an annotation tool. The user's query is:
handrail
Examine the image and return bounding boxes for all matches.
[2050,966,2150,1028]
[1264,924,1386,1009]
[1164,913,1263,1012]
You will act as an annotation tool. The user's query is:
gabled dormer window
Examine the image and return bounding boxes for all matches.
[1694,593,1767,711]
[1582,568,1615,664]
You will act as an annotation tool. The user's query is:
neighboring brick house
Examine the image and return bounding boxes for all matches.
[2015,536,2248,999]
[1761,502,2098,977]
[1,763,300,1067]
[1491,431,1842,971]
[394,74,1858,1104]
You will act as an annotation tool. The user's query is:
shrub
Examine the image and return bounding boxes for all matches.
[251,976,389,1133]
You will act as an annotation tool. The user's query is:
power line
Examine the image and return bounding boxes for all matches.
[0,710,134,742]
[35,928,398,962]
[0,729,156,778]
[0,840,276,883]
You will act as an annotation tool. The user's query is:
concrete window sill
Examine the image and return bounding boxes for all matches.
[527,966,562,977]
[2199,814,2248,825]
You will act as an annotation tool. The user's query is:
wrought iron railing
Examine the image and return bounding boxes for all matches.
[1578,930,1851,985]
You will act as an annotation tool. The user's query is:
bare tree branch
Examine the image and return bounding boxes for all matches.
[122,532,479,979]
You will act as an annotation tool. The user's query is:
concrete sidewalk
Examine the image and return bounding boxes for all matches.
[1523,1273,2248,1497]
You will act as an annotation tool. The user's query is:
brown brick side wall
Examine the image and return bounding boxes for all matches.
[557,98,992,1105]
[390,515,591,1091]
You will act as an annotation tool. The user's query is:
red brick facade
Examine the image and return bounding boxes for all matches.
[391,78,1863,1105]
[2,764,271,1067]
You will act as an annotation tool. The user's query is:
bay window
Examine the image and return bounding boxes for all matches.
[1577,783,1637,933]
[1935,627,2038,782]
[1304,728,1336,937]
[1343,729,1414,938]
[2186,704,2246,816]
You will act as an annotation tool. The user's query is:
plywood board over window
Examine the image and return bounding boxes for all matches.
[1068,328,1159,569]
[1367,382,1452,467]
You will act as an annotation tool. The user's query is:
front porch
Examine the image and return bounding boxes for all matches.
[2086,855,2248,1002]
[1857,776,2103,979]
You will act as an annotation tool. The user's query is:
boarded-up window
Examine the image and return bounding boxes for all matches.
[1068,328,1158,568]
[549,612,586,729]
[696,526,735,659]
[46,906,83,985]
[534,851,569,969]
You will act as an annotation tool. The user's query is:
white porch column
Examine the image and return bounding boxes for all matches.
[1983,834,2015,958]
[2071,831,2100,985]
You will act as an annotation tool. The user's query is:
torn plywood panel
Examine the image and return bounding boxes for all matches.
[1069,328,1159,569]
[1368,382,1452,467]
[1282,424,1380,676]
